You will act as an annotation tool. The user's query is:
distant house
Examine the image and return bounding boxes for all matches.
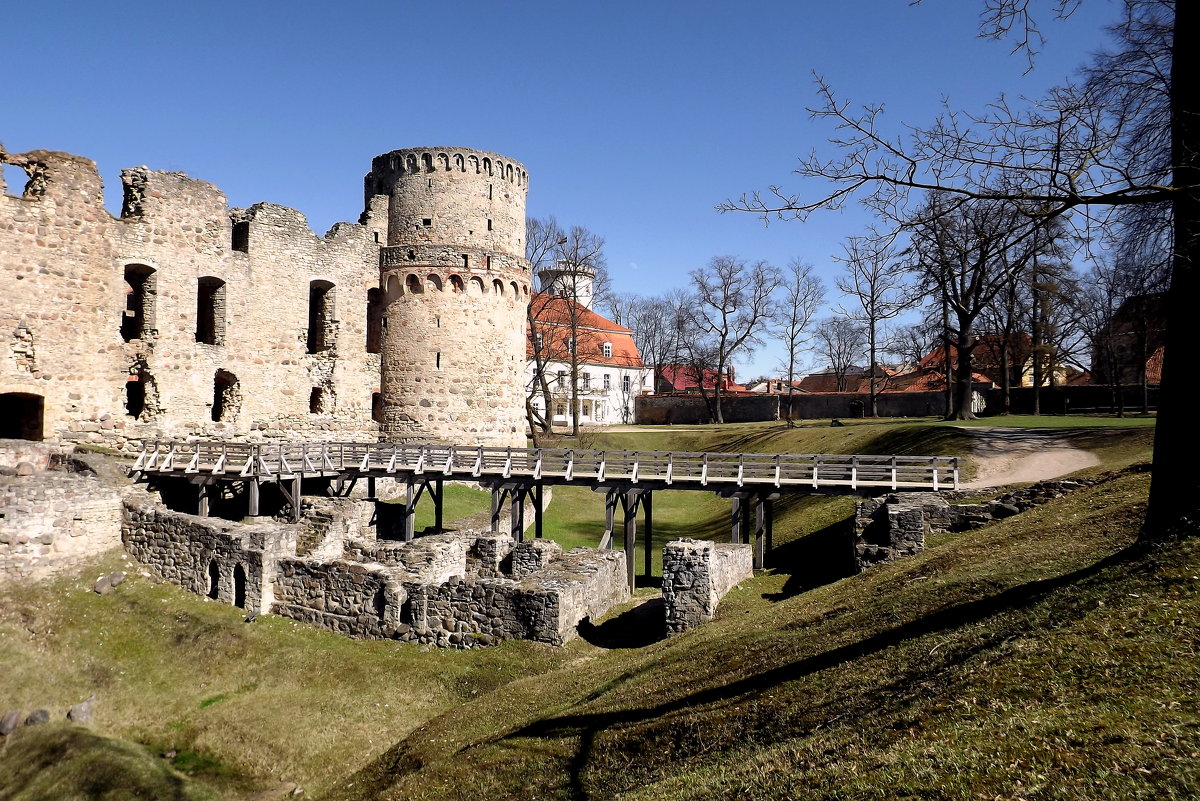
[656,365,745,394]
[798,364,896,394]
[527,293,652,427]
[1091,293,1166,386]
[744,378,806,394]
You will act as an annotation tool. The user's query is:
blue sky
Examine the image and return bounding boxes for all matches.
[3,0,1121,377]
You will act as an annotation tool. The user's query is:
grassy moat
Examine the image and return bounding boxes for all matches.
[3,417,1194,800]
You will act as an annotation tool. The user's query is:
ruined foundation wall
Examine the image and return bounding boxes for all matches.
[121,497,293,613]
[271,557,405,638]
[662,538,753,633]
[0,472,123,582]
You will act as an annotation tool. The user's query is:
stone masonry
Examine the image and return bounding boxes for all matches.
[1,144,531,452]
[662,538,753,634]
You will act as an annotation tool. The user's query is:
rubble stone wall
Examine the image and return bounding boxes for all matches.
[662,538,753,633]
[271,557,404,638]
[121,497,292,613]
[0,472,123,581]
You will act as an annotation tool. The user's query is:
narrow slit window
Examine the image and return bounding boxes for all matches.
[308,280,336,354]
[195,277,226,346]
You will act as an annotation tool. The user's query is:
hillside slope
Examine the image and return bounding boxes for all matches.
[327,467,1198,800]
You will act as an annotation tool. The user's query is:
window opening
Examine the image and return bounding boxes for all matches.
[0,393,44,440]
[125,376,146,418]
[366,288,384,354]
[212,370,240,422]
[602,342,612,358]
[196,277,226,346]
[307,280,336,353]
[582,373,591,392]
[207,560,220,599]
[231,221,249,253]
[462,254,469,268]
[556,370,566,388]
[422,218,432,227]
[435,352,442,370]
[121,264,156,341]
[603,374,611,391]
[233,564,247,608]
[487,218,493,231]
[373,586,387,621]
[372,392,384,423]
[623,375,632,393]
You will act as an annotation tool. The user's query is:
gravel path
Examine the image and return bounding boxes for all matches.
[956,427,1101,488]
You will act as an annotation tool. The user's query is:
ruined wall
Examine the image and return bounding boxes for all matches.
[634,394,780,425]
[662,538,753,633]
[122,496,294,613]
[369,148,531,447]
[1,146,384,448]
[0,472,123,582]
[271,558,404,638]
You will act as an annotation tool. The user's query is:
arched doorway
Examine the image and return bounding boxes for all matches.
[233,564,247,609]
[207,559,220,599]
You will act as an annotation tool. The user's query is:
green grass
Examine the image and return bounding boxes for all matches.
[939,414,1157,429]
[0,551,578,798]
[0,723,219,801]
[328,469,1198,801]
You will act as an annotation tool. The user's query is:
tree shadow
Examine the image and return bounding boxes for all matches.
[764,516,858,600]
[512,542,1139,800]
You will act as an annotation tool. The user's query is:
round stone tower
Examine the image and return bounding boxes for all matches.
[366,147,531,446]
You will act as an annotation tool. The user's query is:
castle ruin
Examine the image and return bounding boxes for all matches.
[1,144,531,450]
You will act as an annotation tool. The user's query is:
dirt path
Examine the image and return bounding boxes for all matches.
[955,427,1100,488]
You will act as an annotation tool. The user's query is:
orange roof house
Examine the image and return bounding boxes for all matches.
[527,293,643,369]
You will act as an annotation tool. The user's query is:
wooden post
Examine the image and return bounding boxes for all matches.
[404,478,416,541]
[291,476,302,523]
[623,491,638,591]
[534,483,544,539]
[510,484,525,543]
[490,486,503,533]
[765,497,774,556]
[433,478,444,533]
[367,475,376,500]
[643,490,653,581]
[247,479,260,517]
[730,495,742,543]
[198,483,210,518]
[602,489,617,549]
[753,495,766,570]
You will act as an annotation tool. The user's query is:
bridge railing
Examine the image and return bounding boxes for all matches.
[134,440,959,490]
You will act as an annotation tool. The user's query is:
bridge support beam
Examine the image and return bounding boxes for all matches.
[596,486,652,591]
[484,481,541,543]
[718,490,780,569]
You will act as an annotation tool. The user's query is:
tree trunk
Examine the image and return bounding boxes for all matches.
[1000,341,1012,415]
[941,297,953,418]
[868,326,878,417]
[1146,2,1200,538]
[1031,269,1043,416]
[713,361,725,424]
[570,353,580,437]
[950,315,977,420]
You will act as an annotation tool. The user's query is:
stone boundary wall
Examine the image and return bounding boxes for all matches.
[635,394,780,425]
[0,472,123,582]
[122,497,295,613]
[662,538,753,633]
[985,384,1160,415]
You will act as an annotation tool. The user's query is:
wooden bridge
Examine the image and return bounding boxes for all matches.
[132,440,959,589]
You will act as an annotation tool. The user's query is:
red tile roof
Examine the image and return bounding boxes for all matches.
[527,294,644,368]
[658,364,745,392]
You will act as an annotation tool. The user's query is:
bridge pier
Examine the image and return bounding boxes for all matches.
[484,481,542,543]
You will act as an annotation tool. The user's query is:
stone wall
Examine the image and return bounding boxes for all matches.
[0,472,123,581]
[634,394,780,425]
[662,538,753,633]
[0,440,69,472]
[121,496,295,614]
[271,558,404,638]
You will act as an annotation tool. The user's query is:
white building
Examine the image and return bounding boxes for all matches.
[526,268,651,427]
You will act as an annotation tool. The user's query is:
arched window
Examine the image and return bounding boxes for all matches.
[212,370,239,422]
[207,560,220,599]
[233,564,247,608]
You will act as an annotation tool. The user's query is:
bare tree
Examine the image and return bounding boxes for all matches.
[685,257,781,423]
[816,317,867,392]
[775,260,826,427]
[722,0,1199,534]
[834,237,914,416]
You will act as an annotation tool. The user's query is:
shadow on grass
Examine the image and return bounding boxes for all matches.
[765,517,858,600]
[577,598,667,649]
[523,541,1142,800]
